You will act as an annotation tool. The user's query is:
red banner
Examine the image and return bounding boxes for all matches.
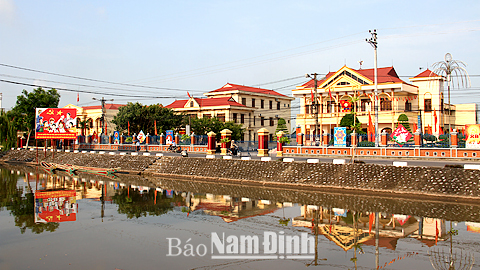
[35,108,77,139]
[35,190,77,223]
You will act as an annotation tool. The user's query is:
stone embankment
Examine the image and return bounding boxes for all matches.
[0,149,157,173]
[144,156,480,201]
[2,150,480,201]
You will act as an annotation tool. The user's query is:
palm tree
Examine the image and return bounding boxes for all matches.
[431,53,471,144]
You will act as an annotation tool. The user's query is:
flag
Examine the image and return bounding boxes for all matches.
[154,120,157,136]
[328,87,333,100]
[339,100,351,112]
[311,89,314,103]
[369,213,374,234]
[128,121,130,136]
[368,111,374,142]
[433,109,437,133]
[435,220,439,245]
[187,92,191,98]
[77,93,79,102]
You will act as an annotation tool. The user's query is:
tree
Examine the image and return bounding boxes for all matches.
[339,113,363,134]
[275,118,288,134]
[112,102,185,135]
[0,110,17,150]
[9,87,60,147]
[190,117,245,141]
[396,114,412,133]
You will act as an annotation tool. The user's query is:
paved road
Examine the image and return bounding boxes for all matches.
[128,149,480,168]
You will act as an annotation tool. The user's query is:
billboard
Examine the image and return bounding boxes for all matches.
[35,108,77,139]
[166,130,174,144]
[465,124,480,149]
[334,127,347,147]
[35,190,77,223]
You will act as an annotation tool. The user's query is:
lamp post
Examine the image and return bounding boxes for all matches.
[366,29,379,147]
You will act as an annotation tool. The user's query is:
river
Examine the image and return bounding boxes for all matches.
[0,165,479,270]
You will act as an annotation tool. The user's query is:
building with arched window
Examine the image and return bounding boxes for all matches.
[292,66,477,143]
[63,103,124,136]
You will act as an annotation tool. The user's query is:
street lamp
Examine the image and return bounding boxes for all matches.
[366,29,379,147]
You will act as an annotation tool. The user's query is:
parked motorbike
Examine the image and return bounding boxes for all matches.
[168,145,182,153]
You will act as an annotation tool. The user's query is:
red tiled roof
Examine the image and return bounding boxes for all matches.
[82,104,125,110]
[302,67,405,87]
[414,69,441,78]
[207,83,289,97]
[165,97,247,109]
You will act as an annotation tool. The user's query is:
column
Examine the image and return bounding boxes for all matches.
[207,131,216,155]
[414,131,421,147]
[220,129,232,155]
[351,132,357,147]
[380,131,387,147]
[160,133,165,145]
[191,133,196,145]
[257,128,269,157]
[323,133,329,146]
[297,133,304,146]
[451,129,458,148]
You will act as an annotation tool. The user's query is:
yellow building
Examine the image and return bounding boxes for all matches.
[63,103,124,136]
[166,83,294,141]
[292,66,477,141]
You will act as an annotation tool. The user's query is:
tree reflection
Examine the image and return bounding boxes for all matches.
[0,169,59,234]
[112,188,183,219]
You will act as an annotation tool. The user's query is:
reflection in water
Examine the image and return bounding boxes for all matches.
[1,165,480,269]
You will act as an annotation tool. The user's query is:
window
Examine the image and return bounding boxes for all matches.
[269,100,273,110]
[269,117,274,126]
[361,100,371,112]
[424,99,432,112]
[261,100,264,109]
[190,101,194,107]
[242,98,246,106]
[441,98,444,112]
[261,117,264,126]
[405,100,411,111]
[326,101,335,113]
[240,114,245,124]
[380,98,392,111]
[252,98,256,107]
[305,105,310,114]
[277,102,280,110]
[233,113,237,123]
[253,116,256,126]
[203,114,211,118]
[217,113,225,122]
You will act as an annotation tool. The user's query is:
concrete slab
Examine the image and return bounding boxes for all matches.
[333,159,345,164]
[393,161,408,167]
[283,158,294,163]
[261,157,272,162]
[307,159,320,164]
[464,164,480,170]
[241,157,252,160]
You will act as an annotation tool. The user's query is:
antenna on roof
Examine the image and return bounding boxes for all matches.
[358,61,363,69]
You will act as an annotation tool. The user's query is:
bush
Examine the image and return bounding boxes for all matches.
[358,141,375,147]
[424,134,437,142]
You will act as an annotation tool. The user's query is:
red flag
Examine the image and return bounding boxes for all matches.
[368,111,374,142]
[128,121,130,136]
[433,109,437,133]
[369,213,374,234]
[435,220,439,245]
[311,89,314,103]
[328,87,333,100]
[154,120,158,136]
[77,93,79,102]
[187,92,191,98]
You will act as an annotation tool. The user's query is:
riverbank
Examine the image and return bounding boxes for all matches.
[2,149,480,203]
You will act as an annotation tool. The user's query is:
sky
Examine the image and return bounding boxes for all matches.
[1,0,479,124]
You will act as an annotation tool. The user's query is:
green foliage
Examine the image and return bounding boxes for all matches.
[9,87,60,146]
[190,117,244,141]
[220,137,231,144]
[358,141,375,147]
[112,102,184,135]
[0,169,59,234]
[0,110,17,149]
[279,136,290,144]
[275,118,288,134]
[181,134,191,141]
[111,188,183,219]
[424,134,437,142]
[125,137,133,143]
[339,113,363,134]
[396,114,412,133]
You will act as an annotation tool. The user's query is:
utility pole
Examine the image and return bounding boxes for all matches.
[366,29,379,147]
[92,97,114,136]
[306,73,319,144]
